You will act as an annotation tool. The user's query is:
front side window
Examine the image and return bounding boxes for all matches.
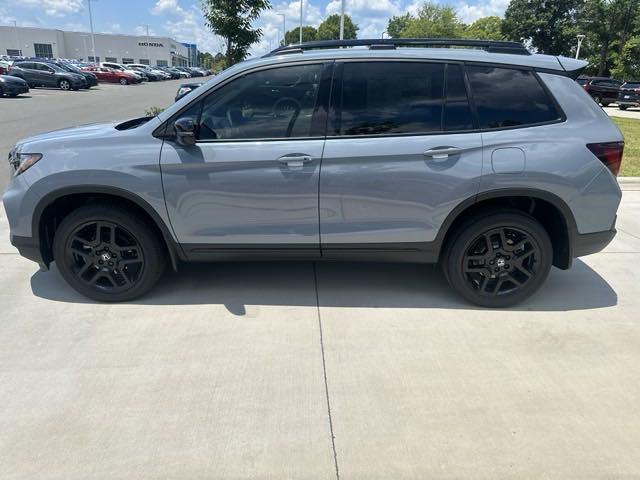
[332,62,445,136]
[192,63,324,141]
[466,66,561,129]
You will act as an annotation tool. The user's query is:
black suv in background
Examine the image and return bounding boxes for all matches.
[617,81,640,110]
[50,61,98,88]
[9,61,86,90]
[578,76,623,106]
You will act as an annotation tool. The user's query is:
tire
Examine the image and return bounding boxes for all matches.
[0,86,3,97]
[619,106,628,111]
[53,205,166,302]
[593,95,601,105]
[119,78,128,85]
[443,210,553,308]
[58,79,71,91]
[602,102,611,107]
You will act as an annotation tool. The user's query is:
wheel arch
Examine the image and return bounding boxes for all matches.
[436,188,578,270]
[33,185,182,271]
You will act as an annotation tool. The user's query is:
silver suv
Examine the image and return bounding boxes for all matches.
[3,39,624,307]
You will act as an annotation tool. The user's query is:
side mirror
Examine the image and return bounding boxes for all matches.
[174,117,197,147]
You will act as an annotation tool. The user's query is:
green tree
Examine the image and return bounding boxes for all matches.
[502,0,581,55]
[611,36,640,79]
[387,13,412,38]
[283,26,317,45]
[200,0,271,66]
[464,16,504,40]
[316,14,358,40]
[400,2,466,38]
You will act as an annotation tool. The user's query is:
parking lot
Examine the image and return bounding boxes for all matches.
[2,79,640,479]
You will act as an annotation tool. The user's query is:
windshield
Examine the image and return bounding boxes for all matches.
[623,82,640,88]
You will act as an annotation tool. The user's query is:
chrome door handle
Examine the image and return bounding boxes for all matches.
[278,154,313,168]
[423,147,463,160]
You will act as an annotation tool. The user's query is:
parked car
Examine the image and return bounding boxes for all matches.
[578,76,623,106]
[157,66,183,79]
[83,66,138,85]
[0,60,11,74]
[100,62,146,82]
[0,75,29,97]
[617,81,640,110]
[184,67,204,77]
[2,38,624,307]
[128,65,163,81]
[8,61,85,90]
[46,60,98,88]
[175,82,203,101]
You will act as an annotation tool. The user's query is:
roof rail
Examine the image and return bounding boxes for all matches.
[264,38,531,57]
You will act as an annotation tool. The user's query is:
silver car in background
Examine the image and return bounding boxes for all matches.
[3,39,624,307]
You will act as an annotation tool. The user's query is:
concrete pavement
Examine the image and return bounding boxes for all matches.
[1,184,640,479]
[604,104,640,119]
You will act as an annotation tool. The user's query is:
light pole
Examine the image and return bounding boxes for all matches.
[299,0,303,44]
[81,35,88,61]
[145,24,151,65]
[575,34,585,59]
[339,0,345,40]
[13,21,20,56]
[277,13,286,45]
[86,0,97,62]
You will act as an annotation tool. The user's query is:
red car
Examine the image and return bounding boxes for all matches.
[82,66,137,85]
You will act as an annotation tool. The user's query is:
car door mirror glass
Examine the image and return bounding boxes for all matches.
[174,117,197,147]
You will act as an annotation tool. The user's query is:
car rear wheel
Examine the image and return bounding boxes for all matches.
[443,211,553,308]
[58,79,71,91]
[119,78,128,85]
[53,205,166,302]
[619,105,629,110]
[593,95,602,105]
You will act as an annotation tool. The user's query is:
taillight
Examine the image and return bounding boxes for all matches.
[587,142,625,176]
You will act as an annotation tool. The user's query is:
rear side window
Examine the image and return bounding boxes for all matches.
[466,66,560,129]
[334,62,445,136]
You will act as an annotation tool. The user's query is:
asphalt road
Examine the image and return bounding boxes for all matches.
[0,79,188,188]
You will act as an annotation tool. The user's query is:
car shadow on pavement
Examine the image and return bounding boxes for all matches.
[30,258,617,313]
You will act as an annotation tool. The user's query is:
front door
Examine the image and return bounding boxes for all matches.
[319,61,483,258]
[160,62,332,257]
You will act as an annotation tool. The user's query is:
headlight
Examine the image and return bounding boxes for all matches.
[10,151,43,176]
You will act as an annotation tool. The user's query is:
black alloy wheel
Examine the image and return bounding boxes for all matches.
[444,211,552,308]
[53,205,166,301]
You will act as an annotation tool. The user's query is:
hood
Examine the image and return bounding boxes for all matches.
[16,121,122,148]
[0,75,27,85]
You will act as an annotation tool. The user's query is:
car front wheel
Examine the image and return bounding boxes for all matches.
[53,205,166,302]
[119,78,128,85]
[444,211,553,308]
[58,79,71,90]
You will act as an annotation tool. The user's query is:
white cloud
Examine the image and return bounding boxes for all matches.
[20,0,84,17]
[158,2,225,54]
[455,0,510,23]
[135,25,157,36]
[151,0,184,15]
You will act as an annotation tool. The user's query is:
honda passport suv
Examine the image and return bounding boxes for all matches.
[3,39,624,307]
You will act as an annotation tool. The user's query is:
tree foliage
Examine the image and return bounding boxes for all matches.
[200,0,271,66]
[611,36,640,79]
[284,26,317,45]
[399,3,466,38]
[502,0,581,55]
[464,16,504,40]
[387,13,412,38]
[316,14,358,40]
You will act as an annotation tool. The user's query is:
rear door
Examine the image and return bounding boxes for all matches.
[160,62,332,255]
[319,61,483,258]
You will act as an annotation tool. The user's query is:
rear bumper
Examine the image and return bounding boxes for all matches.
[617,100,640,107]
[10,234,47,270]
[573,228,616,258]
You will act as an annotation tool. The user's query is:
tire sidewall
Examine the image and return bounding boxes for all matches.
[59,80,70,90]
[53,205,166,302]
[444,212,553,308]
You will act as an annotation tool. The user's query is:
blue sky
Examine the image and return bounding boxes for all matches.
[0,0,509,56]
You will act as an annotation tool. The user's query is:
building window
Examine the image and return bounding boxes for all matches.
[6,49,22,56]
[105,57,118,63]
[34,43,53,58]
[88,56,100,63]
[139,59,150,65]
[157,60,168,67]
[122,58,134,64]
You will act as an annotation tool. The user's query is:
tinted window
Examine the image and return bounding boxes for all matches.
[333,62,444,136]
[467,66,560,129]
[195,64,324,140]
[444,64,473,131]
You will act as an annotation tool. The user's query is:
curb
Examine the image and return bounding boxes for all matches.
[619,177,640,191]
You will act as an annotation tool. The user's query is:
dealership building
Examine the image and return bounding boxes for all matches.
[0,25,197,67]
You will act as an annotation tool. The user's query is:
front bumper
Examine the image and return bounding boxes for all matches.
[10,234,47,270]
[2,83,29,95]
[573,228,616,258]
